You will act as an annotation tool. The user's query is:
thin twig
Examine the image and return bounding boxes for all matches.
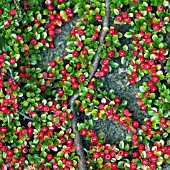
[69,1,110,169]
[18,111,35,122]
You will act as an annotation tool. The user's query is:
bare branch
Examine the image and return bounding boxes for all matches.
[69,1,110,169]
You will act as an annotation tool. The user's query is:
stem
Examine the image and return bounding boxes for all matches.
[89,0,110,80]
[69,0,110,169]
[18,111,35,122]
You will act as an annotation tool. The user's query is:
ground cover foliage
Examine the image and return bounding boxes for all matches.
[0,0,170,169]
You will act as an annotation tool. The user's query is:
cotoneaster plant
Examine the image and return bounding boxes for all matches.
[0,0,170,170]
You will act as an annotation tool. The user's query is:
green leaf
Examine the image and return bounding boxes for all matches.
[125,144,129,151]
[123,45,128,51]
[124,32,132,38]
[119,140,124,149]
[139,86,145,92]
[141,151,146,158]
[152,34,158,42]
[114,9,119,15]
[28,0,35,6]
[150,93,155,99]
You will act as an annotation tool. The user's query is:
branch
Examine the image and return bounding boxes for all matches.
[18,111,36,122]
[69,1,110,169]
[89,0,110,80]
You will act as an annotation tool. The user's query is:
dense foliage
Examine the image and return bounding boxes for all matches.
[0,0,170,169]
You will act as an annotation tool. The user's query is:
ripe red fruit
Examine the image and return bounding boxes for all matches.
[95,14,102,20]
[78,75,86,82]
[114,97,121,104]
[146,6,152,12]
[150,85,157,92]
[153,24,160,31]
[157,6,164,12]
[93,152,100,158]
[49,42,55,48]
[132,120,140,128]
[140,104,147,111]
[46,154,53,160]
[102,58,110,66]
[108,51,114,58]
[16,35,23,42]
[132,134,138,140]
[80,129,88,136]
[142,158,149,165]
[88,83,94,90]
[118,150,124,156]
[72,50,79,57]
[123,151,129,157]
[133,151,140,158]
[0,9,3,14]
[119,50,126,57]
[49,60,56,67]
[72,82,78,89]
[47,5,54,11]
[144,91,150,98]
[152,75,159,83]
[81,49,88,55]
[105,154,111,160]
[159,48,166,55]
[21,148,28,154]
[115,15,123,22]
[91,136,98,143]
[65,8,72,14]
[9,8,16,16]
[48,14,55,20]
[86,93,93,99]
[66,139,73,145]
[48,72,54,78]
[42,126,48,133]
[131,72,138,79]
[58,89,64,96]
[122,12,128,19]
[58,0,64,3]
[0,127,7,133]
[9,58,16,64]
[77,41,84,48]
[30,39,37,45]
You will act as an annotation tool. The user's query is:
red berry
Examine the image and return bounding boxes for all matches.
[144,91,150,98]
[114,97,121,104]
[58,89,64,96]
[140,104,147,111]
[119,50,126,57]
[95,14,102,20]
[65,8,72,14]
[81,49,88,55]
[108,51,114,58]
[133,151,140,158]
[132,120,140,128]
[116,15,123,22]
[9,8,16,16]
[102,58,110,66]
[153,24,160,31]
[80,129,88,136]
[9,58,16,64]
[16,35,23,42]
[30,39,37,45]
[157,6,164,12]
[150,85,157,93]
[78,75,86,82]
[72,50,79,57]
[146,6,152,12]
[49,60,56,67]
